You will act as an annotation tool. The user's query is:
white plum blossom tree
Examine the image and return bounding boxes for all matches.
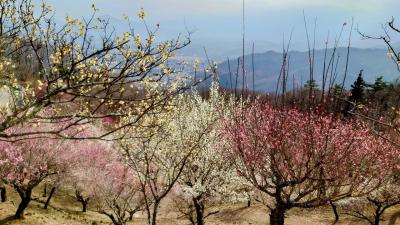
[120,80,234,225]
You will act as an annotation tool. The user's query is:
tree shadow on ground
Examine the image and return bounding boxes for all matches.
[388,210,400,225]
[0,216,15,225]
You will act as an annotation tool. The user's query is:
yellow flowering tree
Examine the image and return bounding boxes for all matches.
[0,0,197,140]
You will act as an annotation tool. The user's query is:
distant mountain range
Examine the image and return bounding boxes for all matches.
[214,47,400,92]
[55,14,400,92]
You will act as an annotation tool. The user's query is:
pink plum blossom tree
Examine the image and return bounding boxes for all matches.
[67,139,143,225]
[0,128,74,219]
[222,103,398,225]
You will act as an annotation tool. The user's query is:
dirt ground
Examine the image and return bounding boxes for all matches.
[0,186,399,225]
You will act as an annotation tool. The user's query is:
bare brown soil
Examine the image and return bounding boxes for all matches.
[0,186,399,225]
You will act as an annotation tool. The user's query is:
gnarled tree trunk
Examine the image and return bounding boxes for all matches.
[15,188,33,219]
[75,190,89,212]
[269,206,286,225]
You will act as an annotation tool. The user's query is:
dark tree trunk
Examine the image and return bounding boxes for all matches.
[44,187,56,209]
[247,199,251,207]
[329,201,339,222]
[373,208,383,225]
[128,210,136,221]
[81,200,88,212]
[149,201,160,225]
[75,191,89,212]
[42,183,47,197]
[269,207,286,225]
[15,188,32,219]
[106,214,124,225]
[369,201,385,225]
[373,214,381,225]
[193,196,205,225]
[0,186,6,202]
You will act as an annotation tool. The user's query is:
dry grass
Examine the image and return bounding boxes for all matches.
[0,186,399,225]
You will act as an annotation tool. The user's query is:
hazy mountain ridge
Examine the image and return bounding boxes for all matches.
[214,47,400,92]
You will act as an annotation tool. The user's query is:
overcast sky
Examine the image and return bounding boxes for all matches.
[38,0,400,58]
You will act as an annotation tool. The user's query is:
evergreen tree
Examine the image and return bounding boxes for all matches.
[349,70,366,103]
[304,79,319,90]
[332,84,343,97]
[370,76,387,93]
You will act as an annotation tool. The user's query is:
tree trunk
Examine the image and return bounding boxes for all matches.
[374,218,380,225]
[15,188,32,219]
[129,210,136,221]
[81,200,88,212]
[329,201,339,222]
[269,207,286,225]
[42,183,47,197]
[0,186,6,202]
[106,213,124,225]
[75,191,89,212]
[149,201,160,225]
[44,187,56,209]
[247,199,251,207]
[373,209,383,225]
[193,196,205,225]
